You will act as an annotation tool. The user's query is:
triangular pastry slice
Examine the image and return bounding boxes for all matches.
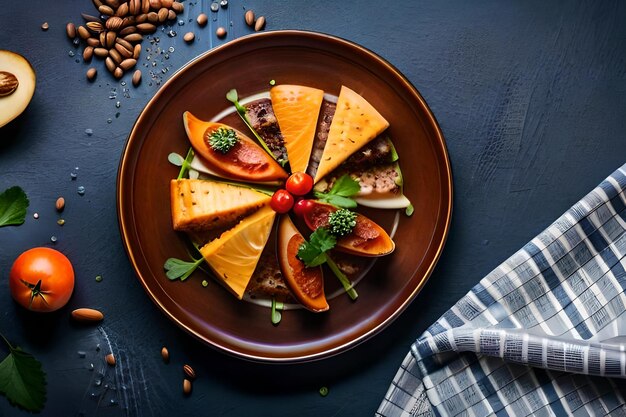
[270,85,324,173]
[170,179,270,232]
[199,205,276,299]
[314,86,389,183]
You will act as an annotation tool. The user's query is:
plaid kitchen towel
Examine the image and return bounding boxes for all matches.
[378,164,626,417]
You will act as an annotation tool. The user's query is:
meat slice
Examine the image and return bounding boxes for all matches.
[245,98,288,164]
[307,100,336,179]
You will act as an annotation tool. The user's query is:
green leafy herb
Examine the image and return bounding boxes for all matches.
[271,298,283,325]
[328,209,357,237]
[297,228,336,267]
[164,257,204,281]
[226,89,278,159]
[405,203,414,217]
[297,228,358,300]
[209,127,239,154]
[0,333,46,412]
[313,175,360,208]
[0,186,29,228]
[387,137,399,163]
[168,148,197,180]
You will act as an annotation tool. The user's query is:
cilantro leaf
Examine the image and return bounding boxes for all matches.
[164,257,204,281]
[0,186,29,227]
[0,341,46,412]
[271,298,283,325]
[297,228,336,267]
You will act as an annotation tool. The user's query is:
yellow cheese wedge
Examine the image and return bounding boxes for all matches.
[170,179,271,232]
[314,86,389,183]
[199,205,276,299]
[270,85,324,174]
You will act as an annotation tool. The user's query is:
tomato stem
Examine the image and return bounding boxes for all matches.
[22,279,49,310]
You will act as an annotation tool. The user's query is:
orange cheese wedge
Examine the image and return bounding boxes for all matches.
[199,205,276,299]
[270,85,324,174]
[314,86,389,183]
[170,179,271,232]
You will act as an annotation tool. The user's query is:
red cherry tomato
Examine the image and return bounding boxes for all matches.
[293,199,315,217]
[271,189,295,213]
[285,172,314,196]
[9,247,75,312]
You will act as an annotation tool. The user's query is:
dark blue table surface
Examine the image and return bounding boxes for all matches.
[1,1,625,416]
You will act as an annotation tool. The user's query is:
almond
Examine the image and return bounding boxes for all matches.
[141,0,150,14]
[66,22,77,39]
[86,21,104,33]
[183,379,192,395]
[120,25,137,36]
[244,10,255,26]
[157,7,168,22]
[106,353,116,366]
[0,72,19,97]
[196,13,208,27]
[254,16,265,31]
[71,308,104,322]
[106,31,117,48]
[124,33,143,42]
[98,5,114,16]
[135,13,147,24]
[129,0,141,15]
[106,16,124,31]
[161,0,173,7]
[171,1,183,13]
[216,27,226,38]
[77,25,91,39]
[119,58,137,71]
[149,0,161,9]
[136,23,156,33]
[116,2,129,17]
[55,197,65,211]
[113,67,123,79]
[160,346,169,361]
[114,43,133,58]
[86,68,97,82]
[147,12,158,23]
[183,364,196,380]
[105,56,116,73]
[86,37,100,47]
[133,44,141,59]
[167,10,176,20]
[94,47,109,58]
[83,46,94,61]
[183,31,195,42]
[109,48,122,64]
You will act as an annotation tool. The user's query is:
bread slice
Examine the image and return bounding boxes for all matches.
[199,205,276,299]
[170,179,271,232]
[270,85,324,173]
[314,86,389,183]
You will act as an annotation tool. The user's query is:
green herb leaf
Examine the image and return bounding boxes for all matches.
[0,187,29,228]
[313,192,358,209]
[168,148,196,180]
[313,175,360,208]
[297,228,336,267]
[164,257,204,281]
[271,298,283,325]
[405,203,414,217]
[209,127,239,154]
[329,175,361,197]
[0,340,46,412]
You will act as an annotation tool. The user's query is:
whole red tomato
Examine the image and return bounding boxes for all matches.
[285,172,314,196]
[270,189,295,213]
[9,247,75,312]
[293,199,314,217]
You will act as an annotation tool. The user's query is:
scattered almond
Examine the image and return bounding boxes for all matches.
[216,27,226,38]
[55,197,65,211]
[183,379,192,395]
[105,353,116,366]
[41,22,49,31]
[196,13,208,26]
[71,307,103,322]
[183,31,195,42]
[113,67,123,79]
[254,16,266,31]
[66,23,77,39]
[244,10,255,26]
[77,25,91,39]
[83,46,94,61]
[183,364,196,380]
[161,346,169,362]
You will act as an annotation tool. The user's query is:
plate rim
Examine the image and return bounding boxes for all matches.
[116,29,453,363]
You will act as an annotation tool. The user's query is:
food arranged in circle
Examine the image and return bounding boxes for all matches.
[165,83,413,322]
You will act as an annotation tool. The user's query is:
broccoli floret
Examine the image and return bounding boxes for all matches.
[328,209,357,237]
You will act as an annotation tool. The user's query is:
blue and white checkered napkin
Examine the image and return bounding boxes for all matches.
[378,164,626,417]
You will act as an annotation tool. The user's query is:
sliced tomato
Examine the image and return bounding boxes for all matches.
[303,201,395,257]
[277,215,328,312]
[183,112,288,182]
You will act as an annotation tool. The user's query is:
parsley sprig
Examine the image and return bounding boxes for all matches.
[314,175,360,208]
[168,148,199,180]
[297,227,358,300]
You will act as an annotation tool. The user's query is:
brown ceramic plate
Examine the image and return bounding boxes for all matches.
[117,30,452,362]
